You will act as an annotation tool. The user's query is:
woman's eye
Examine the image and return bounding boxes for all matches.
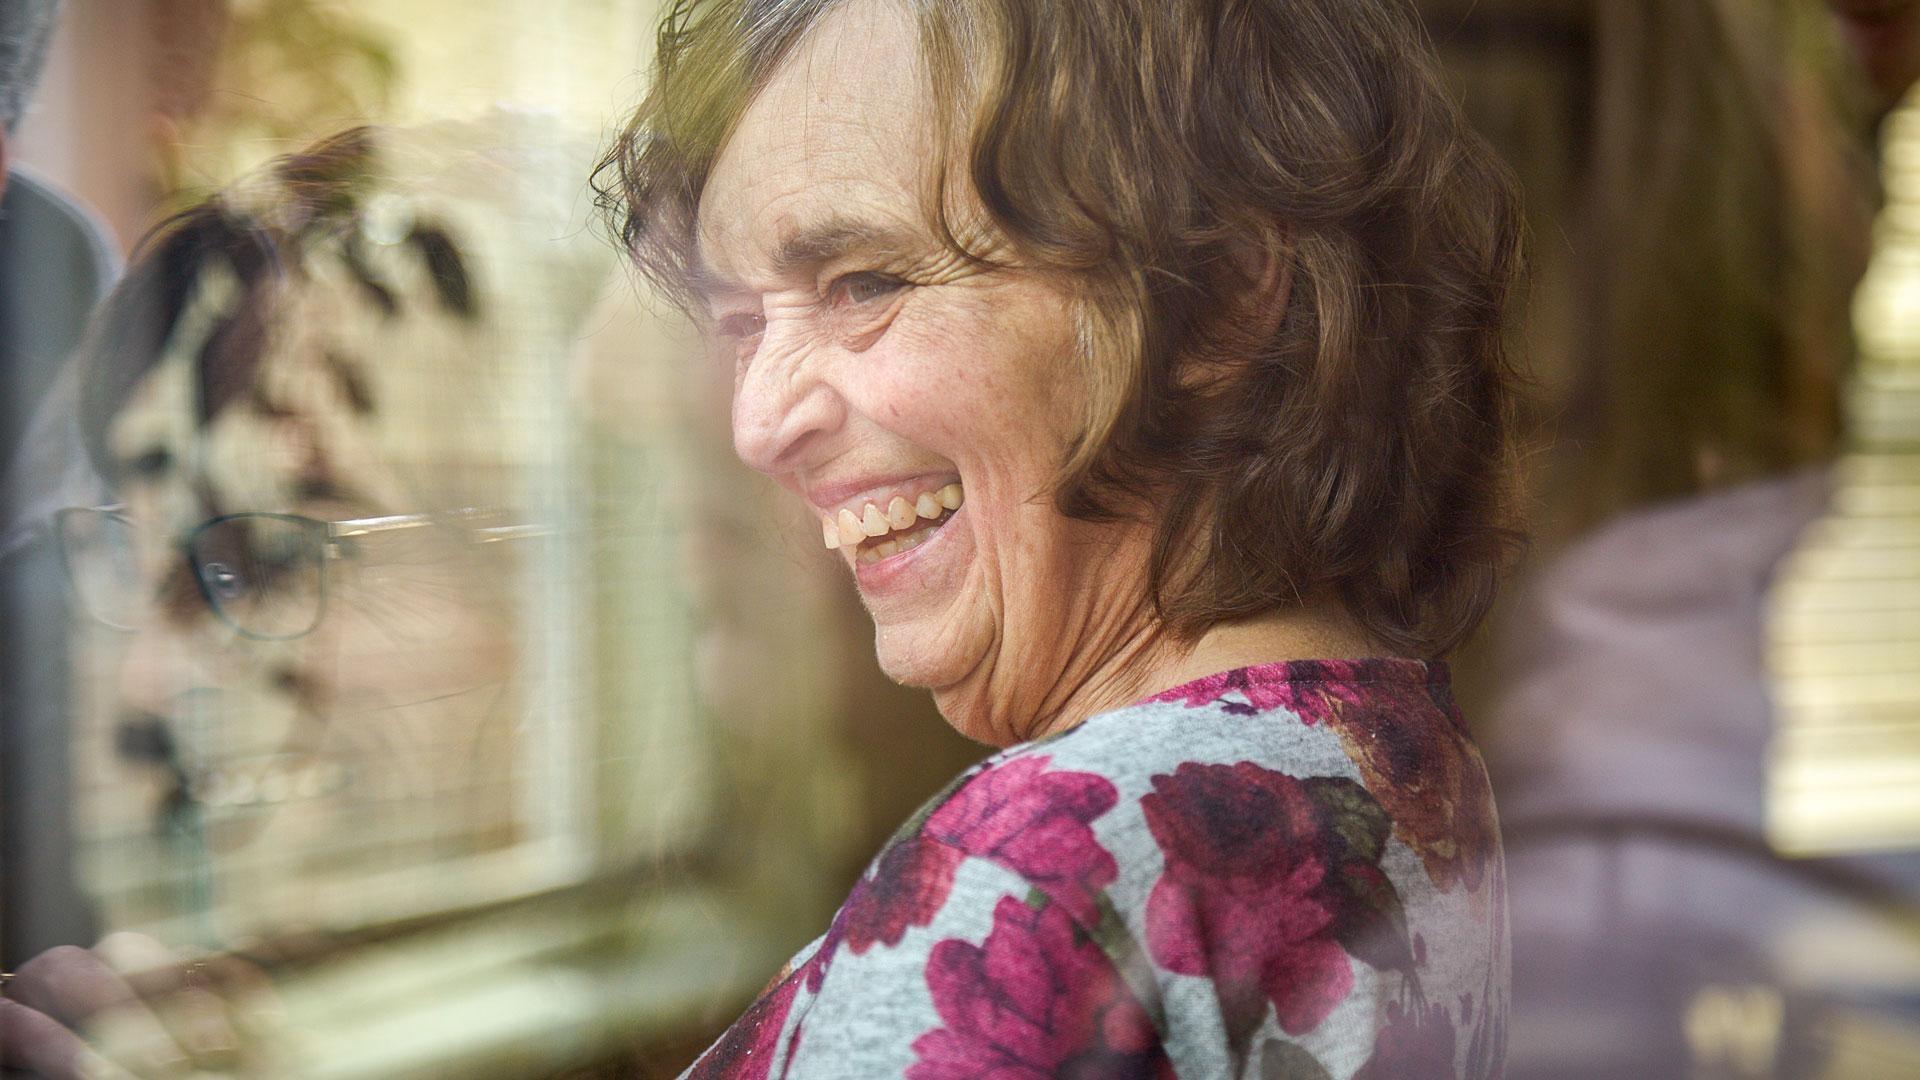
[199,561,247,603]
[830,272,906,307]
[716,313,766,341]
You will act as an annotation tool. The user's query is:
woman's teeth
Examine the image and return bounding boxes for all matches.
[822,482,964,560]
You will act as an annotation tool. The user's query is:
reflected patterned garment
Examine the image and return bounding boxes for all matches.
[681,660,1508,1079]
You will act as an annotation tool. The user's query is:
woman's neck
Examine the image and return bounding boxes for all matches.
[1026,601,1389,742]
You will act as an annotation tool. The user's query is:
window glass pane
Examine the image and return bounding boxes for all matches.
[6,4,979,1076]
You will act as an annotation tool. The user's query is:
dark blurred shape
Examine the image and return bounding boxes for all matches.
[1430,0,1872,543]
[0,165,116,967]
[1828,0,1920,116]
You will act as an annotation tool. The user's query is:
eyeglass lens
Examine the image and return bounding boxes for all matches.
[57,510,329,640]
[189,515,327,639]
[57,508,142,631]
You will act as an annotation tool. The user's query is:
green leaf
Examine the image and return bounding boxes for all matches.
[1088,893,1130,954]
[1086,893,1168,1039]
[1301,778,1413,972]
[1328,859,1415,972]
[890,766,979,846]
[1260,1038,1335,1080]
[1302,776,1391,864]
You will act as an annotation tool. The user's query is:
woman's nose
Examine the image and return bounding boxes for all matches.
[114,618,216,720]
[730,343,848,476]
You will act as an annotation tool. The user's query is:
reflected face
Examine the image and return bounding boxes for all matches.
[77,262,517,843]
[696,0,1155,744]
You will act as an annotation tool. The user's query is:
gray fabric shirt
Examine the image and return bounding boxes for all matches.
[682,659,1509,1079]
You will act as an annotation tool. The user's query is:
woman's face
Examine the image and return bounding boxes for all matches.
[696,0,1157,745]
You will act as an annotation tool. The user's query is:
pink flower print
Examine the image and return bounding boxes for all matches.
[1318,683,1496,894]
[923,755,1120,926]
[825,754,1120,977]
[1141,762,1355,1045]
[1145,661,1371,722]
[841,838,965,955]
[1156,659,1499,896]
[685,965,803,1080]
[909,896,1172,1080]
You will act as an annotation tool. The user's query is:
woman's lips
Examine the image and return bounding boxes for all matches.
[853,503,967,593]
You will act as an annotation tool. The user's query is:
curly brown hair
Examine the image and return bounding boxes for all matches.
[596,0,1524,658]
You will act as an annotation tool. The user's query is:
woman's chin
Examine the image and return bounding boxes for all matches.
[859,509,982,685]
[871,631,1018,745]
[870,622,970,690]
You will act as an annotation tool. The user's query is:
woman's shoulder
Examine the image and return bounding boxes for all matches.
[860,659,1509,1076]
[910,656,1502,909]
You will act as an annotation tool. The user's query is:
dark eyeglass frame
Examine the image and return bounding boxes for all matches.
[54,505,546,641]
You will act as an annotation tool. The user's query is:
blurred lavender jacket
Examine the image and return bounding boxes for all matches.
[1489,471,1920,1078]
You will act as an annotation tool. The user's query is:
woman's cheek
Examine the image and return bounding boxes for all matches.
[860,342,967,439]
[322,584,515,701]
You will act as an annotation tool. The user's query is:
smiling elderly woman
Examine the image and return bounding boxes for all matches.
[599,0,1519,1075]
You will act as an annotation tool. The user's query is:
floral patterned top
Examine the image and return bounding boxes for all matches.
[682,659,1508,1079]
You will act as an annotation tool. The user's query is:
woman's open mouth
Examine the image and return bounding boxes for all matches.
[822,482,963,566]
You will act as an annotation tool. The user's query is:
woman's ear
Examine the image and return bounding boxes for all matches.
[1232,222,1295,340]
[1178,224,1295,393]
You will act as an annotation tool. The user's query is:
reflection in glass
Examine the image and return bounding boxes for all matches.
[57,506,546,641]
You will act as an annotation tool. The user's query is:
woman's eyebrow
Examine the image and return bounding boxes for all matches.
[118,447,175,482]
[694,216,920,301]
[768,217,917,275]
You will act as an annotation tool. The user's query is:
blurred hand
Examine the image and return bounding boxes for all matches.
[0,933,280,1079]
